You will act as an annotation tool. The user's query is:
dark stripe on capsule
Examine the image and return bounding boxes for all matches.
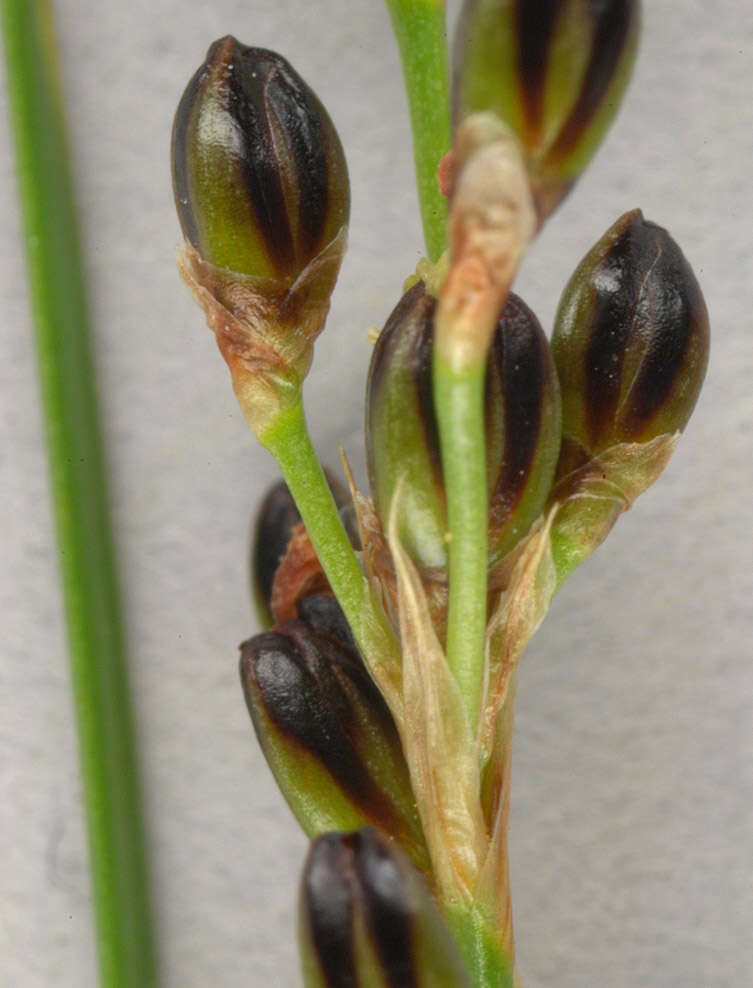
[226,44,297,275]
[356,830,419,988]
[488,294,547,517]
[549,0,636,159]
[515,0,560,138]
[618,221,706,435]
[303,835,358,987]
[240,625,400,826]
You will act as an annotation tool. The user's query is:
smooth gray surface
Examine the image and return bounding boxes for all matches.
[1,1,751,985]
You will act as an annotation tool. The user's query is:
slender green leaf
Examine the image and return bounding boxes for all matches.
[1,2,158,984]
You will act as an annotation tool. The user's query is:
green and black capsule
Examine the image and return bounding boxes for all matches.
[453,0,640,221]
[299,828,472,988]
[172,36,349,283]
[172,39,351,439]
[485,290,562,567]
[366,281,561,572]
[551,209,709,459]
[239,602,428,871]
[366,283,447,570]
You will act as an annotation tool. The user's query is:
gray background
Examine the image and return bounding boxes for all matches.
[1,1,751,985]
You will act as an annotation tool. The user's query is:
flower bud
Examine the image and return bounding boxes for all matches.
[172,38,350,438]
[299,828,471,988]
[453,0,640,221]
[172,36,349,283]
[366,281,561,571]
[239,607,428,871]
[551,210,709,460]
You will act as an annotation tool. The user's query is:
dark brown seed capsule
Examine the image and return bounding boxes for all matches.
[485,292,562,566]
[366,282,561,571]
[172,39,351,441]
[172,36,349,282]
[299,829,472,988]
[239,618,427,869]
[366,283,446,569]
[551,210,709,457]
[453,0,641,221]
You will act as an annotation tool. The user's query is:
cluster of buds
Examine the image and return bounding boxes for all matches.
[173,3,708,985]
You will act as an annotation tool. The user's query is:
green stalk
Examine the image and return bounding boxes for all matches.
[1,3,158,985]
[433,358,488,723]
[443,902,515,988]
[385,0,451,261]
[386,0,489,722]
[261,400,403,710]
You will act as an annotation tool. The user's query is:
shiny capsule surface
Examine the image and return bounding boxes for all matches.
[172,36,349,281]
[366,282,561,570]
[240,605,427,867]
[551,209,709,456]
[453,0,640,220]
[299,828,471,988]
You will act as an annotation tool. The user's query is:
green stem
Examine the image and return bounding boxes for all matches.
[385,0,451,261]
[433,358,488,724]
[262,400,403,710]
[1,3,158,985]
[443,902,516,988]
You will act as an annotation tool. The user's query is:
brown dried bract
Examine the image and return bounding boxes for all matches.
[269,521,330,623]
[176,246,286,367]
[176,228,347,437]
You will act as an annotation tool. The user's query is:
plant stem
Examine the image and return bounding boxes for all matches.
[262,400,404,711]
[433,358,488,723]
[443,901,515,988]
[1,2,158,985]
[385,0,451,261]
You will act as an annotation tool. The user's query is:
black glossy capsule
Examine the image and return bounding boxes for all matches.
[366,282,561,570]
[551,210,709,457]
[299,828,471,988]
[172,36,349,282]
[453,0,640,221]
[239,609,428,870]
